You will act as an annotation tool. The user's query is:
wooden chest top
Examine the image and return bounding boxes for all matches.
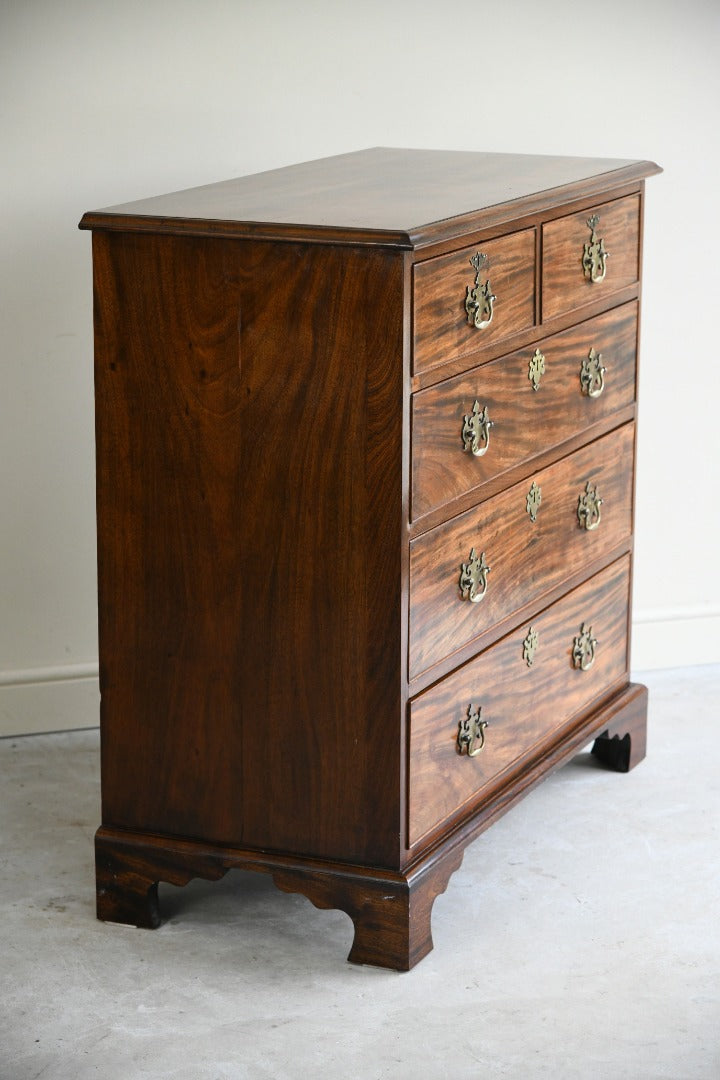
[79,147,660,248]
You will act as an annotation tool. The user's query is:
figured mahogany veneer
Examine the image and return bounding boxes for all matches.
[81,148,659,971]
[409,423,635,680]
[542,194,640,321]
[409,556,631,846]
[413,229,536,374]
[411,301,638,521]
[90,231,404,862]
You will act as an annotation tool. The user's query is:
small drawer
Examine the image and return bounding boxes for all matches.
[413,229,536,375]
[408,555,630,847]
[408,423,634,680]
[411,301,638,521]
[542,195,640,321]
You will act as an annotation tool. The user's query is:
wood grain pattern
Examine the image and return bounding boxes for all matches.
[273,846,465,970]
[542,194,640,321]
[409,423,634,679]
[79,148,660,250]
[93,231,405,867]
[411,301,638,520]
[407,681,648,862]
[592,683,648,772]
[413,229,536,374]
[408,555,631,846]
[95,826,464,971]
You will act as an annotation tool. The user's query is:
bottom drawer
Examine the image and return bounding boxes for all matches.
[408,555,630,847]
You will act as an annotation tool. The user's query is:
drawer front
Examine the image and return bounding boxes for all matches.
[411,301,637,521]
[542,195,640,321]
[408,555,630,846]
[413,229,536,375]
[409,423,634,680]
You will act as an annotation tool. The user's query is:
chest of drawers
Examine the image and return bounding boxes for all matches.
[81,148,660,970]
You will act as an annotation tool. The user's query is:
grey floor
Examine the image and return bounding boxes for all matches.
[1,666,718,1080]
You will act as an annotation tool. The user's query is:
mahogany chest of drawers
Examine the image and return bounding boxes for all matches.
[80,148,661,970]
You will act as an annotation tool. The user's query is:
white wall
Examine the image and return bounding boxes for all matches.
[1,0,718,735]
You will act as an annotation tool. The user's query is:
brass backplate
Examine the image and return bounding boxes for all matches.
[528,348,545,391]
[465,252,496,329]
[459,548,490,603]
[572,623,597,671]
[582,214,609,283]
[461,400,493,457]
[457,704,488,756]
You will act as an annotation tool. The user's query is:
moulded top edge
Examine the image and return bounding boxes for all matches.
[78,148,661,248]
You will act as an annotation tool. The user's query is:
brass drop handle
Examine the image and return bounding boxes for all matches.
[582,214,609,283]
[572,623,597,671]
[462,400,493,457]
[459,548,490,603]
[577,481,603,531]
[465,251,496,329]
[580,347,606,397]
[457,704,488,756]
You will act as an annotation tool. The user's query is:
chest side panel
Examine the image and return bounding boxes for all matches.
[93,232,406,866]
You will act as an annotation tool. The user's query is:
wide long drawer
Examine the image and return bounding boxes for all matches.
[408,555,631,847]
[413,229,536,375]
[409,423,634,680]
[411,301,638,521]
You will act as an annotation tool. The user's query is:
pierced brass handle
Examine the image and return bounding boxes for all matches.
[462,400,493,456]
[577,481,603,531]
[582,214,609,283]
[459,548,490,603]
[580,347,606,397]
[457,704,488,756]
[572,623,597,671]
[465,252,496,329]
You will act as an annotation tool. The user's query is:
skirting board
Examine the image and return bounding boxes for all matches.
[632,609,720,673]
[0,674,99,738]
[1,608,718,736]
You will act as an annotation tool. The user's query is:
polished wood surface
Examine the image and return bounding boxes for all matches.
[93,231,405,866]
[408,680,648,861]
[411,301,638,520]
[79,148,660,249]
[592,684,648,772]
[409,423,635,680]
[409,555,631,846]
[413,229,536,374]
[542,194,640,321]
[95,677,647,957]
[95,825,464,971]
